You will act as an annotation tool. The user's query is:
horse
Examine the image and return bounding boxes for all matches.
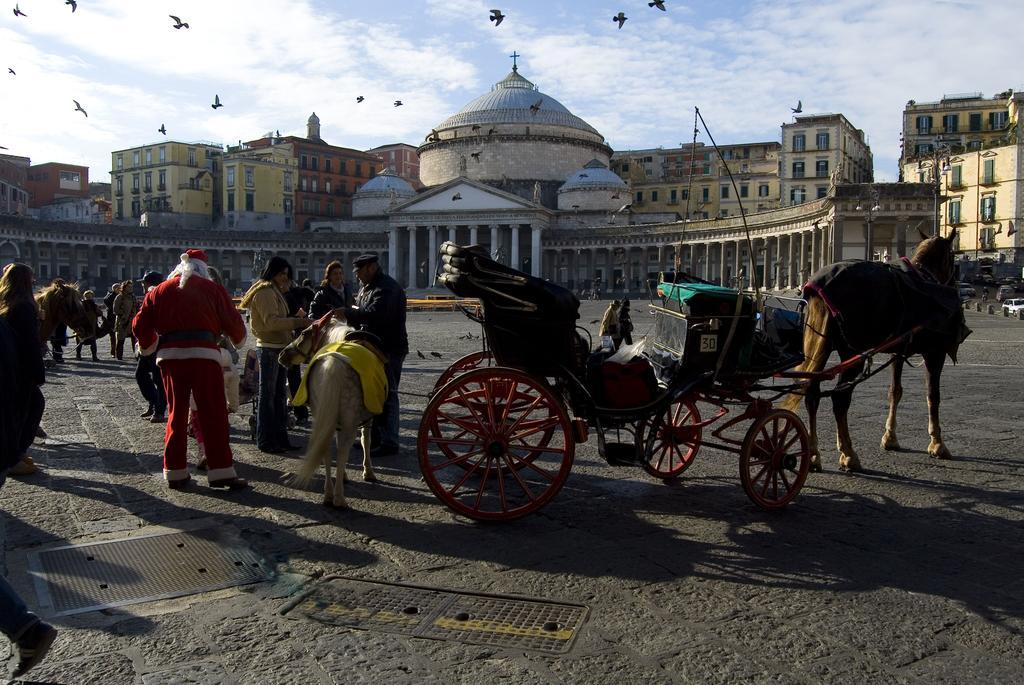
[781,229,969,472]
[278,313,387,509]
[35,279,90,344]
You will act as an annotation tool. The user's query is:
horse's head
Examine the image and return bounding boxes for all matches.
[38,280,90,336]
[278,310,335,367]
[912,228,958,286]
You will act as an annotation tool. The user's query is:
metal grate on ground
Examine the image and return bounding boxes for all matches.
[281,576,588,654]
[27,527,273,616]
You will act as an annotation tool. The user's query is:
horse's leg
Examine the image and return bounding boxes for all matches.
[880,356,904,451]
[833,361,865,472]
[361,423,377,482]
[805,380,823,472]
[331,426,348,508]
[923,350,952,460]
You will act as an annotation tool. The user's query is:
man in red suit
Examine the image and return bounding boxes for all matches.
[133,249,248,490]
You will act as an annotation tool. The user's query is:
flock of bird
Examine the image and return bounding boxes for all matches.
[5,2,682,133]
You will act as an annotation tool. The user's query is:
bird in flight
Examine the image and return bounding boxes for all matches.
[158,124,167,135]
[211,94,223,109]
[394,100,403,107]
[356,95,364,103]
[13,4,26,17]
[471,124,481,132]
[470,151,480,162]
[487,127,496,135]
[72,100,88,117]
[578,173,588,178]
[430,351,443,359]
[451,193,462,201]
[489,9,504,26]
[613,11,627,28]
[530,98,542,114]
[649,0,666,10]
[791,100,802,114]
[65,0,76,12]
[169,15,189,29]
[416,350,426,359]
[7,67,14,76]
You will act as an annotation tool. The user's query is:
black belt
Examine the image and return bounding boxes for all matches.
[160,330,218,343]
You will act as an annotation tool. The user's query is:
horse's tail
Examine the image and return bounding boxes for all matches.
[780,296,832,412]
[292,363,343,488]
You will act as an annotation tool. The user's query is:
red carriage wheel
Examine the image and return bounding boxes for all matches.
[418,367,575,521]
[432,350,493,393]
[641,396,701,481]
[739,409,810,509]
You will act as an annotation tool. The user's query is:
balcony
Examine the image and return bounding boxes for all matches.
[131,187,140,194]
[114,188,123,196]
[980,175,998,187]
[157,184,166,191]
[143,186,152,193]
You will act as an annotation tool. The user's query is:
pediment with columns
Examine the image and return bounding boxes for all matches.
[388,177,550,215]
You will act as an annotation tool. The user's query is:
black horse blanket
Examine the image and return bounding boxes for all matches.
[803,258,970,358]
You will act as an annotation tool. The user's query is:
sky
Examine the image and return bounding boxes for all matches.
[1,0,1021,185]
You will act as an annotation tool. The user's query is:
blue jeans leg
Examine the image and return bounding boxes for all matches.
[374,354,404,449]
[0,472,39,640]
[257,347,283,449]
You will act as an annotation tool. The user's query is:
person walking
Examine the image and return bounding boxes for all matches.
[113,279,136,360]
[240,256,310,454]
[0,264,47,477]
[133,249,248,490]
[135,272,167,422]
[283,276,315,427]
[599,300,622,350]
[73,290,102,361]
[618,298,634,346]
[339,254,407,457]
[102,282,120,356]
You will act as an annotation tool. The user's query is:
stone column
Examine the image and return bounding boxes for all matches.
[811,225,819,274]
[717,241,726,285]
[785,234,794,289]
[510,225,521,271]
[30,241,40,274]
[87,245,98,287]
[490,225,500,262]
[49,243,59,282]
[448,225,457,245]
[387,228,398,279]
[531,226,542,278]
[799,231,808,284]
[407,227,418,288]
[470,226,479,245]
[428,226,438,287]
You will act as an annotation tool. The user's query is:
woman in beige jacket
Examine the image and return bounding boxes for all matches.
[240,257,309,453]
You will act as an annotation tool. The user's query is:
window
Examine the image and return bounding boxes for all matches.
[720,185,729,199]
[131,199,140,217]
[989,111,1008,129]
[981,195,996,221]
[950,165,962,188]
[792,161,805,178]
[635,191,643,202]
[116,199,123,218]
[681,189,688,200]
[816,132,830,149]
[948,199,961,224]
[187,148,196,166]
[701,187,709,202]
[758,184,769,197]
[300,176,307,191]
[740,185,749,198]
[355,163,362,177]
[790,187,806,205]
[226,166,235,188]
[326,202,334,216]
[116,154,123,170]
[792,134,805,152]
[132,174,140,191]
[227,193,235,211]
[815,160,829,177]
[311,178,318,193]
[116,176,123,194]
[158,170,166,189]
[702,164,711,175]
[336,160,346,175]
[916,143,933,155]
[133,151,140,166]
[981,226,997,250]
[942,114,958,133]
[244,166,254,188]
[816,186,828,199]
[145,149,152,164]
[325,181,331,194]
[283,198,292,214]
[983,159,995,184]
[159,146,166,162]
[300,155,308,169]
[669,189,677,203]
[325,158,332,173]
[311,157,319,171]
[916,115,933,134]
[144,172,152,192]
[651,190,659,202]
[245,192,254,211]
[284,172,293,191]
[967,140,982,151]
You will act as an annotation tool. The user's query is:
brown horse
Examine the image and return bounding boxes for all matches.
[781,230,968,472]
[35,279,90,343]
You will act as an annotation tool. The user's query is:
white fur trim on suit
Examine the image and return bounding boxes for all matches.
[164,467,189,481]
[156,347,223,364]
[171,253,210,288]
[206,466,237,481]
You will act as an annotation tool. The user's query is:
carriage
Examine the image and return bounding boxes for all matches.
[414,242,839,522]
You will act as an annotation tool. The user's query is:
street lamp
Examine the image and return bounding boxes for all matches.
[856,187,881,262]
[917,144,951,236]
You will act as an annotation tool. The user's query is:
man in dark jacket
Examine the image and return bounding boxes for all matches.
[342,254,407,456]
[136,272,167,422]
[102,282,120,356]
[283,279,315,425]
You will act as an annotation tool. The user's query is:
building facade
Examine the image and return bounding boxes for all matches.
[780,113,873,207]
[221,146,297,232]
[111,141,223,229]
[0,154,30,216]
[25,162,89,208]
[367,143,422,188]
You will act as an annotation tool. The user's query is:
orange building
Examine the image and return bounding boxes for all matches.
[25,162,90,208]
[367,143,421,188]
[246,113,382,231]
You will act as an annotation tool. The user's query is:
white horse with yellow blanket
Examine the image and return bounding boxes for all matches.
[278,313,388,508]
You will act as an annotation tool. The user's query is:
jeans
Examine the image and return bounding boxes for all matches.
[286,364,308,422]
[256,347,289,449]
[135,355,166,415]
[0,470,40,641]
[373,353,405,449]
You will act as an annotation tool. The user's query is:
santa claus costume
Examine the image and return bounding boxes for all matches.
[132,249,248,489]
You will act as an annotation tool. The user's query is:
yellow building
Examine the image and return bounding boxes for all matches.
[901,91,1024,277]
[222,146,297,231]
[780,113,873,206]
[111,141,223,229]
[611,142,781,219]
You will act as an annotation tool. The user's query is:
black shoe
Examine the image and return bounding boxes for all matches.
[371,443,399,458]
[13,621,58,678]
[259,445,285,454]
[141,406,155,418]
[167,475,191,491]
[209,476,250,490]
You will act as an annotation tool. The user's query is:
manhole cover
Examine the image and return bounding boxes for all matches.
[27,527,272,616]
[281,576,588,654]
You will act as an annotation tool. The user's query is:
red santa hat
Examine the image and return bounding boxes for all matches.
[184,248,209,264]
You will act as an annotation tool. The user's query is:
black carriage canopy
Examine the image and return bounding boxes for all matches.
[803,258,971,358]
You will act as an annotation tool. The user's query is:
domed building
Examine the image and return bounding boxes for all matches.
[417,66,612,208]
[352,168,416,217]
[557,159,629,212]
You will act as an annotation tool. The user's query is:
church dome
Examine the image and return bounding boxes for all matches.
[352,168,416,217]
[557,160,628,212]
[436,69,600,135]
[358,169,415,195]
[559,159,628,193]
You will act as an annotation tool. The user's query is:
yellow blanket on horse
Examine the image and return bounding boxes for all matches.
[292,341,388,414]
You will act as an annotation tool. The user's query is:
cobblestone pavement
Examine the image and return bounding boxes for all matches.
[2,304,1023,684]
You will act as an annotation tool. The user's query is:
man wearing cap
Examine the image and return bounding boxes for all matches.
[135,271,167,422]
[133,249,249,490]
[339,253,407,457]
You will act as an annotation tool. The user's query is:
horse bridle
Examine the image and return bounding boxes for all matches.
[302,310,336,360]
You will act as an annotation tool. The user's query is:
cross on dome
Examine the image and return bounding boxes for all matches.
[509,51,520,72]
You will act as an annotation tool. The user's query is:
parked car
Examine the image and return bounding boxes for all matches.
[1002,298,1024,316]
[958,283,976,300]
[997,285,1015,302]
